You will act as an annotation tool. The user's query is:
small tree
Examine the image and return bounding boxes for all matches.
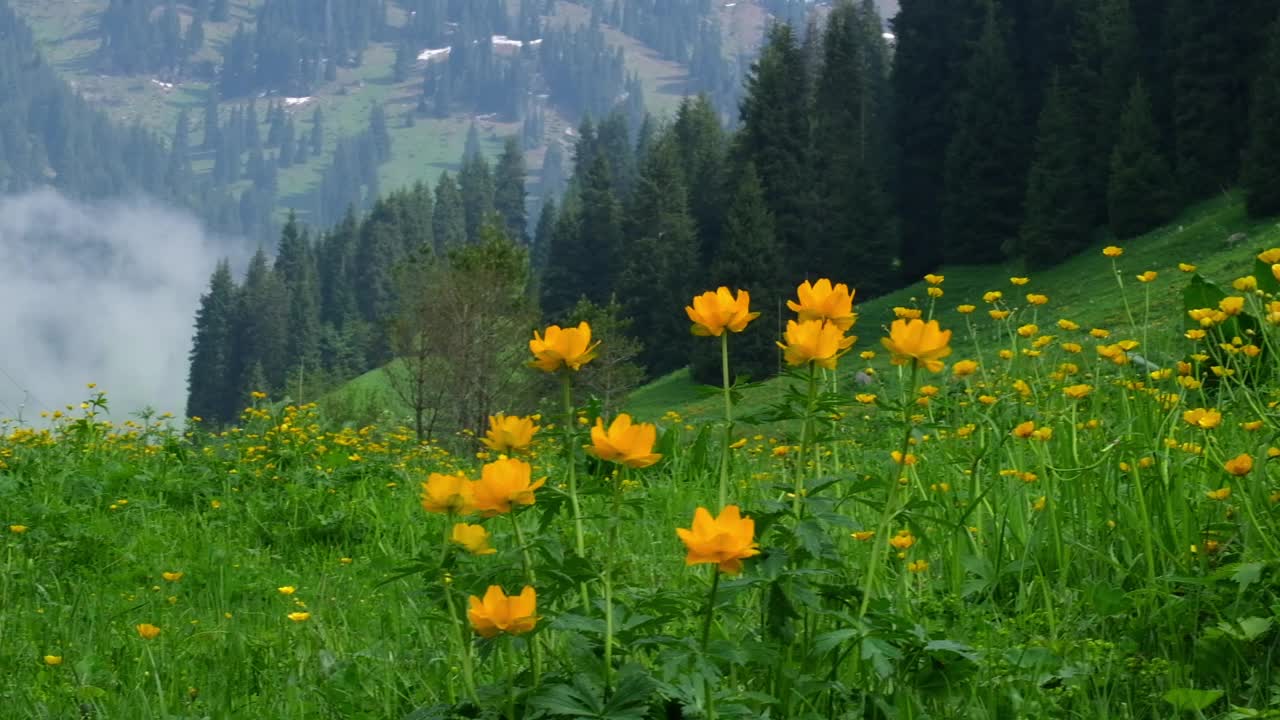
[568,296,646,415]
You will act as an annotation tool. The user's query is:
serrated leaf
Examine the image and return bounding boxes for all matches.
[1164,688,1224,712]
[1237,616,1273,641]
[1231,562,1264,593]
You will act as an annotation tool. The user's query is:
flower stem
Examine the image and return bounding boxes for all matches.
[858,362,919,619]
[561,373,589,610]
[508,513,542,685]
[603,469,624,693]
[793,364,819,518]
[504,638,518,720]
[719,332,733,508]
[701,567,722,720]
[441,520,478,703]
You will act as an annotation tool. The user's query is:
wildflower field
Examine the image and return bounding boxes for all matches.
[7,229,1280,718]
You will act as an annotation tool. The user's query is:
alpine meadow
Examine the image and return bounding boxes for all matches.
[5,1,1280,719]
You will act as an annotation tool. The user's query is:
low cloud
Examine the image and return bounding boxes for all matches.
[0,189,252,421]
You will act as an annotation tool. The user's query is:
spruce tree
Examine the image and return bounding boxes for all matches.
[232,249,290,397]
[1242,21,1280,218]
[1169,0,1241,200]
[275,214,321,392]
[310,107,325,155]
[186,261,236,424]
[1020,78,1094,268]
[1107,79,1176,238]
[433,171,467,251]
[494,136,528,243]
[942,1,1027,264]
[458,151,496,244]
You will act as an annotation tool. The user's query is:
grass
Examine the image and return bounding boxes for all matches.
[5,201,1280,716]
[625,193,1280,423]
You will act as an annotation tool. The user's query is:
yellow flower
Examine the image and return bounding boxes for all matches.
[9,525,28,534]
[686,287,760,336]
[787,279,857,330]
[1103,245,1123,257]
[983,291,1003,303]
[881,319,952,372]
[907,559,929,573]
[855,393,877,404]
[729,437,748,449]
[989,309,1011,320]
[162,572,184,583]
[676,505,760,574]
[890,450,917,465]
[1061,342,1082,353]
[978,395,998,405]
[1258,248,1280,264]
[859,350,876,360]
[287,612,311,623]
[1033,496,1047,512]
[468,585,539,638]
[952,360,978,377]
[451,523,497,555]
[1182,408,1222,429]
[889,530,915,550]
[893,306,922,319]
[528,322,599,372]
[1179,262,1197,272]
[927,286,944,298]
[43,655,62,666]
[1219,296,1245,316]
[1224,453,1253,477]
[481,413,539,455]
[1233,276,1257,292]
[1241,420,1264,431]
[1063,384,1093,399]
[1025,293,1048,305]
[1136,271,1157,283]
[923,274,944,285]
[1057,319,1079,331]
[957,304,976,314]
[1012,421,1036,439]
[1010,277,1030,286]
[851,530,876,541]
[277,586,296,595]
[136,623,161,640]
[777,319,856,369]
[471,457,546,516]
[420,472,475,515]
[1017,323,1038,338]
[588,414,662,469]
[1206,487,1232,501]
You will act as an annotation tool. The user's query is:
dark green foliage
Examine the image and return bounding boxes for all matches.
[458,149,497,244]
[494,137,528,242]
[617,136,700,378]
[1107,79,1177,238]
[942,2,1028,264]
[433,172,467,252]
[1242,20,1280,218]
[186,261,237,424]
[736,23,812,280]
[231,249,290,400]
[1020,78,1095,268]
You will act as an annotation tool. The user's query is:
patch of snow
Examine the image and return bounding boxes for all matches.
[151,79,173,90]
[284,97,312,107]
[417,46,452,62]
[882,32,895,41]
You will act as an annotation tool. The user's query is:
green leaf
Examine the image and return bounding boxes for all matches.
[1231,562,1264,593]
[1163,688,1224,712]
[1237,616,1273,641]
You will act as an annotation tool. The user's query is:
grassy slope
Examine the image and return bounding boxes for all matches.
[8,0,695,224]
[324,194,1280,426]
[624,194,1280,422]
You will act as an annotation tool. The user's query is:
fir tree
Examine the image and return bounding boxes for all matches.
[1107,79,1176,238]
[1169,0,1242,199]
[186,260,236,425]
[433,171,467,251]
[1020,78,1094,268]
[1242,21,1280,218]
[458,151,496,244]
[494,136,528,243]
[942,1,1027,264]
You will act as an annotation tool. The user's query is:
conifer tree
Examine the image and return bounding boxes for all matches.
[232,249,289,397]
[1242,21,1280,218]
[275,214,321,394]
[617,135,699,378]
[310,107,325,155]
[1107,79,1176,238]
[458,151,496,243]
[1020,78,1094,268]
[1169,0,1241,200]
[942,1,1027,263]
[433,171,467,251]
[494,136,528,243]
[186,261,236,425]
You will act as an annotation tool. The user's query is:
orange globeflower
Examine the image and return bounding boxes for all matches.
[136,623,161,640]
[777,319,856,369]
[1224,453,1253,477]
[588,413,662,469]
[471,458,546,516]
[881,319,952,372]
[675,505,760,574]
[528,322,599,373]
[787,279,857,330]
[686,287,760,336]
[421,472,475,514]
[952,360,978,377]
[468,585,539,638]
[1182,408,1222,430]
[451,523,497,555]
[482,413,539,454]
